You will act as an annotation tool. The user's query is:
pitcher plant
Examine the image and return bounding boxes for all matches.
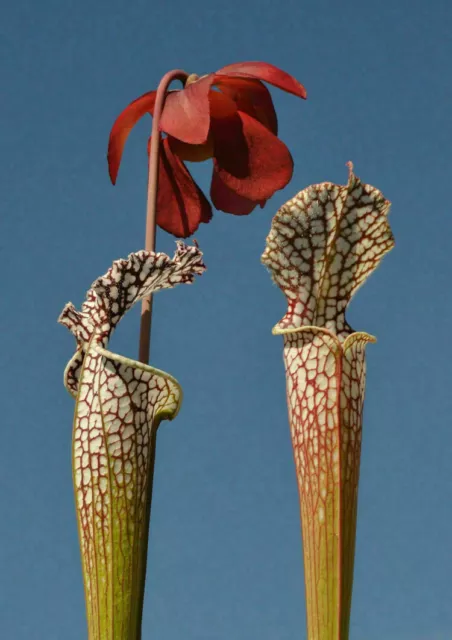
[262,164,394,639]
[59,243,205,639]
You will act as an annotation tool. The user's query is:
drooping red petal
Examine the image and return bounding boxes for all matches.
[216,61,307,100]
[166,134,214,162]
[153,137,212,238]
[215,77,278,135]
[107,91,157,184]
[208,90,247,175]
[212,110,294,201]
[159,75,215,145]
[211,171,261,215]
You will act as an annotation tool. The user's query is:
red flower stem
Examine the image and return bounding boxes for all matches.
[139,69,189,364]
[134,69,189,640]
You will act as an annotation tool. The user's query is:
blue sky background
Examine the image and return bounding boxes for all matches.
[2,0,451,638]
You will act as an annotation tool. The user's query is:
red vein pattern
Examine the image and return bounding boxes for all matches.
[58,242,205,640]
[261,165,394,639]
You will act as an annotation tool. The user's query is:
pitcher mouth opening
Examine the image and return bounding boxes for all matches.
[272,323,376,349]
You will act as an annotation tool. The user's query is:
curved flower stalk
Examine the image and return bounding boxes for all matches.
[261,164,394,639]
[58,242,205,640]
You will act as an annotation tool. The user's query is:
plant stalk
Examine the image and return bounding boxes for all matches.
[138,68,189,364]
[135,68,188,640]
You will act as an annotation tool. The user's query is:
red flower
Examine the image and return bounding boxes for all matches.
[108,62,307,237]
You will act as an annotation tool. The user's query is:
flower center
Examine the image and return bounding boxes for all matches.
[185,73,200,86]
